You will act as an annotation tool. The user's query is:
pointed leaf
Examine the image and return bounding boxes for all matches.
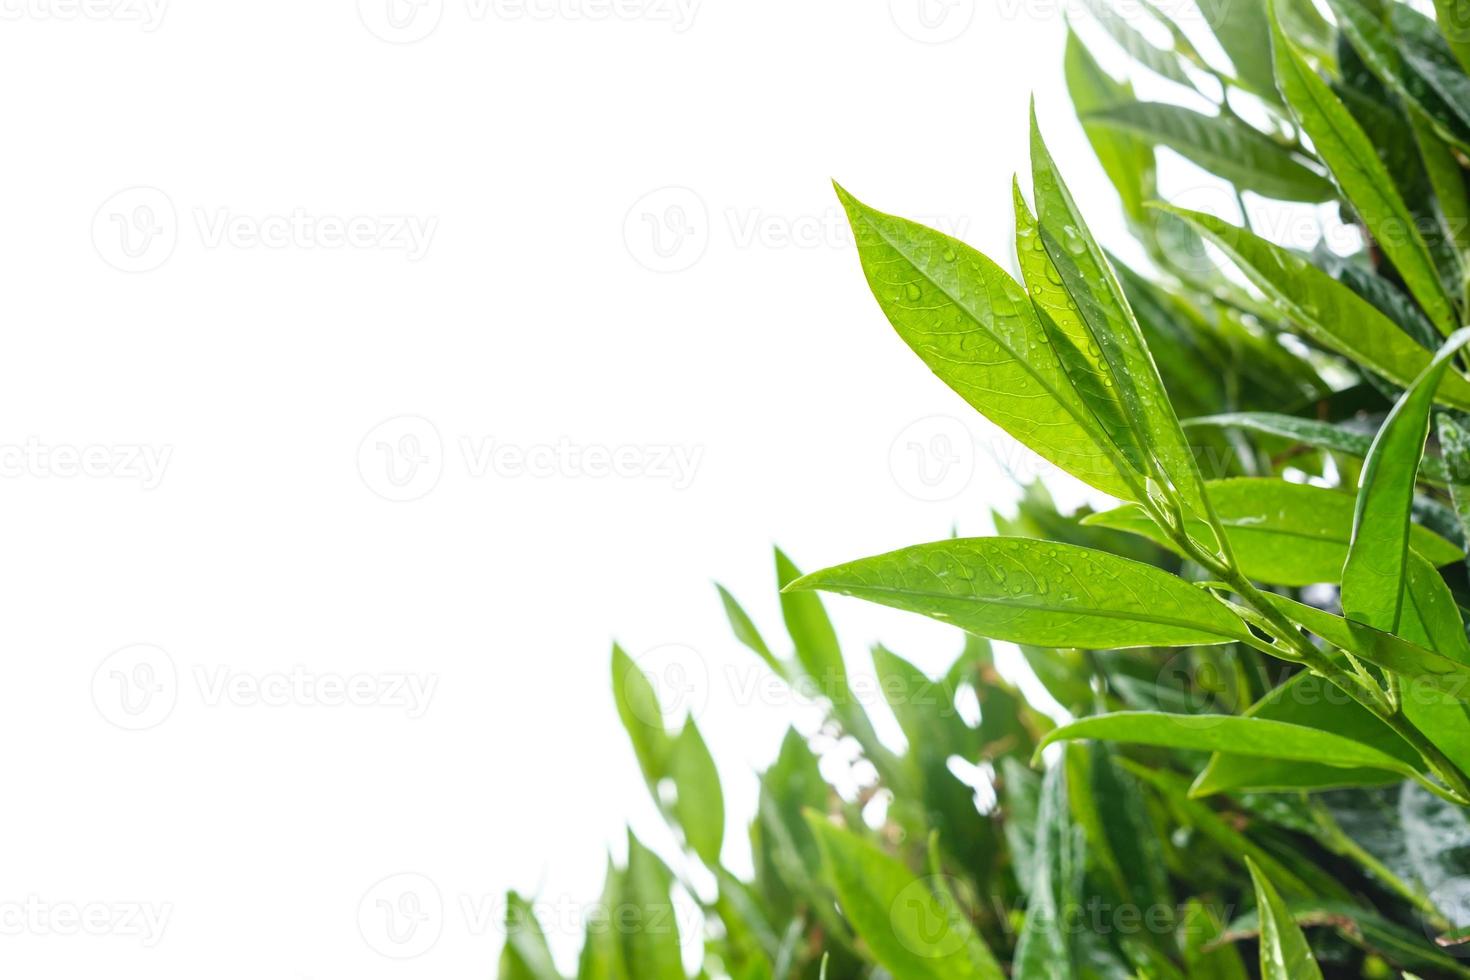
[1192,670,1425,796]
[1085,102,1333,201]
[807,817,1003,980]
[1160,208,1470,410]
[1031,112,1213,522]
[716,584,784,678]
[622,833,685,980]
[670,719,724,868]
[787,537,1252,650]
[612,644,671,789]
[1246,856,1324,980]
[1036,711,1428,785]
[1065,27,1156,227]
[1434,0,1470,75]
[1343,328,1470,633]
[1085,477,1463,586]
[1272,5,1459,335]
[1185,411,1457,481]
[836,183,1141,499]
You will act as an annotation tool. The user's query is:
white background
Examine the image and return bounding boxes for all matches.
[0,0,1141,975]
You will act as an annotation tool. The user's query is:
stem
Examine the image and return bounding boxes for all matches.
[1157,510,1470,801]
[1381,708,1470,804]
[1310,801,1449,928]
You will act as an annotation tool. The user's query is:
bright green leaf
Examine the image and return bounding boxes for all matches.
[786,537,1252,650]
[835,183,1142,499]
[1343,328,1470,634]
[807,816,1003,980]
[1036,711,1428,786]
[670,719,725,868]
[1246,855,1324,980]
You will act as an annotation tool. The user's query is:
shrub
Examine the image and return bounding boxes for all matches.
[501,1,1470,976]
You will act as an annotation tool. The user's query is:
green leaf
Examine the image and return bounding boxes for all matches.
[1195,0,1277,98]
[1411,103,1470,255]
[1078,0,1196,90]
[1325,0,1470,152]
[670,719,724,868]
[1343,328,1470,634]
[716,583,784,678]
[806,816,1003,980]
[1184,411,1455,481]
[1158,208,1470,410]
[1085,478,1463,586]
[835,183,1141,499]
[612,644,671,789]
[1439,414,1470,542]
[1085,102,1333,201]
[1181,898,1249,980]
[1123,761,1315,898]
[576,863,629,980]
[1245,856,1324,980]
[775,548,891,775]
[1012,762,1082,978]
[1030,111,1214,525]
[786,537,1251,650]
[998,757,1044,898]
[1014,185,1147,479]
[1396,3,1470,140]
[755,729,846,944]
[1221,899,1470,978]
[1065,27,1156,227]
[1260,591,1470,697]
[1434,0,1470,75]
[1191,670,1425,796]
[1066,743,1171,937]
[1272,4,1459,335]
[1035,711,1428,786]
[1332,65,1466,305]
[621,833,685,980]
[500,892,564,980]
[775,547,843,684]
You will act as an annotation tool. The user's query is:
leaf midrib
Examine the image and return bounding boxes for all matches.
[820,579,1247,641]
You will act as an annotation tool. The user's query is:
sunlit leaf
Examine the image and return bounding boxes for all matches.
[787,538,1252,650]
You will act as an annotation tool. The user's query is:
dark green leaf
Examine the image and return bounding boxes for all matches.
[1272,8,1459,335]
[1085,102,1333,201]
[1160,208,1470,409]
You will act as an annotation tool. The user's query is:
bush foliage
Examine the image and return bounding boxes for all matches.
[502,0,1470,976]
